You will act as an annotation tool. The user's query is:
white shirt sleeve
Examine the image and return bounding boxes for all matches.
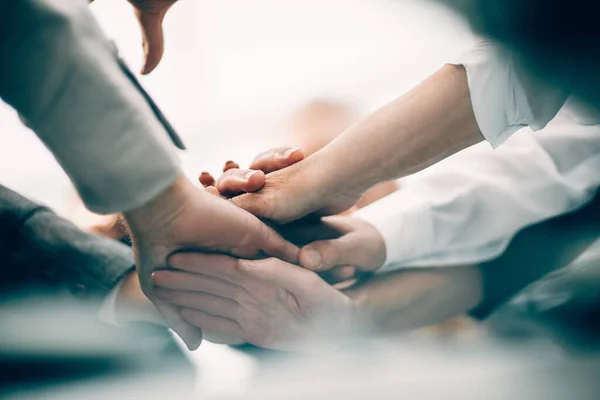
[98,280,126,326]
[354,101,600,271]
[453,40,569,148]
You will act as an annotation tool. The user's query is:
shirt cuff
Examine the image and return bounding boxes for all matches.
[352,188,435,272]
[451,41,567,148]
[98,278,126,326]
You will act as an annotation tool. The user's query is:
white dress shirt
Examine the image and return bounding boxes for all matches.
[355,41,600,271]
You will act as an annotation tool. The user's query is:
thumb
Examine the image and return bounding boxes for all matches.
[300,234,379,273]
[249,217,299,264]
[231,192,271,219]
[135,9,167,74]
[299,239,347,272]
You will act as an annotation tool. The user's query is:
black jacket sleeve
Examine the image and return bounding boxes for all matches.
[470,190,600,319]
[0,185,134,300]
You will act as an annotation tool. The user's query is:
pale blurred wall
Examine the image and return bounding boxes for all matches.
[0,0,475,215]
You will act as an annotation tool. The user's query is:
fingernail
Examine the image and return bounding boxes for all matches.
[284,148,300,158]
[244,170,259,180]
[223,161,240,171]
[199,172,215,186]
[304,249,322,270]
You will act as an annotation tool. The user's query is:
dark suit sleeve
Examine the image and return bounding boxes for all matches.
[0,186,135,300]
[470,190,600,319]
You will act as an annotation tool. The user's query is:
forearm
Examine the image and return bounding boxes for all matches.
[100,270,161,325]
[355,116,600,269]
[313,64,483,197]
[345,265,483,334]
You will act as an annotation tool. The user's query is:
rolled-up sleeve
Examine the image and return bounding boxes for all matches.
[0,0,181,214]
[453,41,569,148]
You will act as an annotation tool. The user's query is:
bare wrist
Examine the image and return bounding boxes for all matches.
[115,271,161,324]
[124,174,191,235]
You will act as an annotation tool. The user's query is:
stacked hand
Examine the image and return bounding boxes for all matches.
[123,176,298,350]
[153,253,354,350]
[199,147,387,282]
[150,148,387,350]
[204,148,366,224]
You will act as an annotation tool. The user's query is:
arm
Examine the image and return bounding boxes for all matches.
[151,252,482,349]
[0,185,135,299]
[354,108,600,270]
[204,118,600,275]
[232,42,569,223]
[344,266,482,334]
[152,192,600,348]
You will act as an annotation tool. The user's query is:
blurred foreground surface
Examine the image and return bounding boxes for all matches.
[2,288,600,399]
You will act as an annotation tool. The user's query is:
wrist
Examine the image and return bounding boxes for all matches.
[341,290,375,337]
[124,174,192,235]
[304,149,370,212]
[115,270,161,324]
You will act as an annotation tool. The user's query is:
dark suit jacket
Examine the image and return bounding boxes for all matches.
[472,190,600,319]
[0,185,134,300]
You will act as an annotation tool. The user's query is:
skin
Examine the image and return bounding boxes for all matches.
[123,176,299,350]
[230,65,483,223]
[89,0,178,74]
[151,249,483,350]
[149,149,483,350]
[200,147,386,278]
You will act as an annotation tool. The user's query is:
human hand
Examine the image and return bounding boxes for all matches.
[200,147,363,223]
[124,175,298,350]
[90,0,178,74]
[152,252,354,350]
[112,270,162,325]
[201,149,386,281]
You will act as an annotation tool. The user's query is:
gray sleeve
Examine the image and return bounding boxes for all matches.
[0,0,181,214]
[0,185,135,300]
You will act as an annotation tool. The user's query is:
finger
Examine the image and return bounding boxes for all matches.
[202,331,244,346]
[168,253,247,287]
[230,192,269,219]
[154,300,203,350]
[249,218,299,264]
[204,186,220,196]
[299,238,353,272]
[136,9,167,74]
[320,265,357,284]
[156,288,239,320]
[152,270,244,300]
[238,258,318,297]
[223,160,240,172]
[199,172,215,187]
[180,308,244,340]
[249,147,304,174]
[216,169,265,198]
